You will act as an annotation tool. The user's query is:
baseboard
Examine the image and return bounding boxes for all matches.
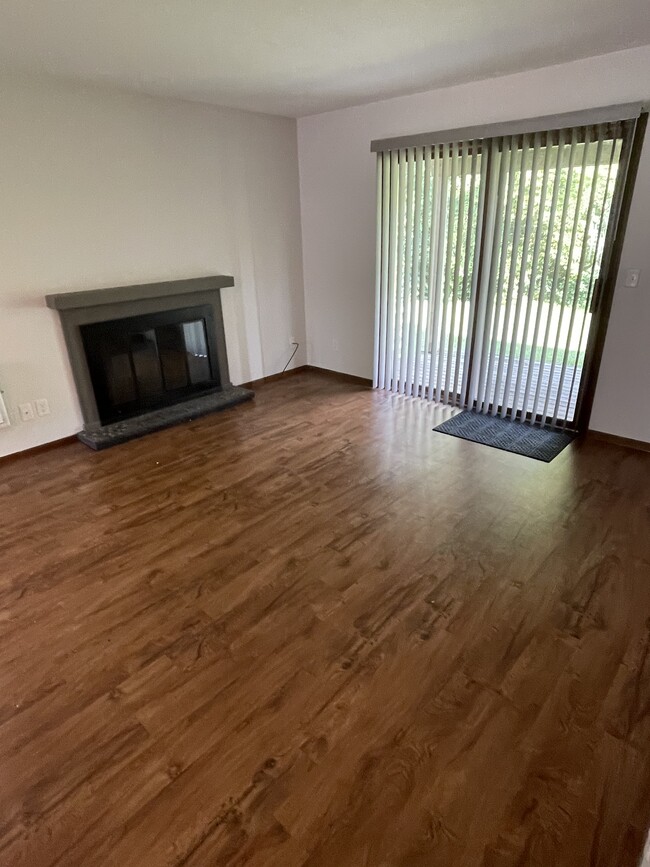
[586,429,650,453]
[0,434,79,465]
[239,365,373,390]
[303,365,373,387]
[238,365,308,389]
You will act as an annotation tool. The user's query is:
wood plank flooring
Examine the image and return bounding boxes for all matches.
[1,370,649,866]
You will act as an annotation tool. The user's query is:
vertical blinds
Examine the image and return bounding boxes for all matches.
[375,142,485,402]
[373,116,633,429]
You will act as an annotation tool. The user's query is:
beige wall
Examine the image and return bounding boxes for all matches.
[0,73,305,456]
[298,46,650,442]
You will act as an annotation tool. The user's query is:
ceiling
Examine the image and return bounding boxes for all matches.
[0,0,649,117]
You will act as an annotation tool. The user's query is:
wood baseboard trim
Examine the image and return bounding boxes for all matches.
[304,365,373,387]
[0,434,79,465]
[586,429,650,453]
[238,366,309,390]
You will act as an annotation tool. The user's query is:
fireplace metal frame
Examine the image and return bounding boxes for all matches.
[46,275,234,432]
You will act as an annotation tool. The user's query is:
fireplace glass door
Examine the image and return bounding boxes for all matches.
[81,305,220,424]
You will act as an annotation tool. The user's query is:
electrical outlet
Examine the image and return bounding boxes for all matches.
[332,338,340,352]
[35,398,50,417]
[624,268,640,288]
[19,402,35,422]
[290,336,299,347]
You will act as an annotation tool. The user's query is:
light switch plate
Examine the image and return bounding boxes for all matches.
[0,392,10,429]
[35,398,50,417]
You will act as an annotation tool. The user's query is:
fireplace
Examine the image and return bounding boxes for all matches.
[81,305,221,424]
[46,276,253,448]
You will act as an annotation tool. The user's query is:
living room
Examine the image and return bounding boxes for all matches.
[1,3,649,864]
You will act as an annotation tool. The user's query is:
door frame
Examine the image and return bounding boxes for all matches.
[575,112,648,432]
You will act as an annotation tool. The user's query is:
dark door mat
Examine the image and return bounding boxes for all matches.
[433,410,575,462]
[78,386,254,450]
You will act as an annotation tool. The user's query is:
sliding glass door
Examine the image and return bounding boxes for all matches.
[373,112,642,430]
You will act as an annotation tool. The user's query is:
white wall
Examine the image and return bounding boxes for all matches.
[298,46,650,442]
[0,73,305,456]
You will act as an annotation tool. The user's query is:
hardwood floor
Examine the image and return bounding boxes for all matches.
[1,369,650,866]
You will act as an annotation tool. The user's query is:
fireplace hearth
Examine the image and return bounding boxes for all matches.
[46,276,253,449]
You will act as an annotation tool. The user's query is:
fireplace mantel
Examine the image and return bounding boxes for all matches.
[46,275,234,311]
[47,275,252,448]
